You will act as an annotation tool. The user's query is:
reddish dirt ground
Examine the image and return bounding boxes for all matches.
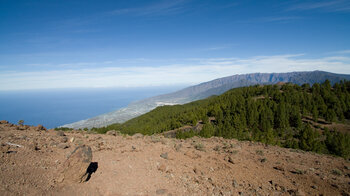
[0,121,349,196]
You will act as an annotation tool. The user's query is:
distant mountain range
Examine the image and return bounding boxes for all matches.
[61,71,350,129]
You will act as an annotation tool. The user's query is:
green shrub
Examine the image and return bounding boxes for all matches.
[18,120,24,126]
[331,168,342,176]
[194,143,205,151]
[256,150,264,156]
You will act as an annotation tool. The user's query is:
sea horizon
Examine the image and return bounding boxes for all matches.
[0,86,185,129]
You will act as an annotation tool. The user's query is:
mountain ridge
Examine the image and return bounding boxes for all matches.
[61,71,350,129]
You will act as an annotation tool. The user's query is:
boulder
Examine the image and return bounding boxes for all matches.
[106,130,116,136]
[57,143,69,149]
[160,152,168,159]
[56,131,66,136]
[61,145,92,183]
[36,124,46,131]
[0,120,9,124]
[60,136,68,143]
[17,126,27,130]
[132,133,144,139]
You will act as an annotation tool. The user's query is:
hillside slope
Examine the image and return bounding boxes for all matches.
[98,80,350,159]
[1,122,349,195]
[62,71,350,129]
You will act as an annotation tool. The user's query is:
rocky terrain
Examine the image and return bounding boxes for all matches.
[62,71,350,129]
[1,120,350,196]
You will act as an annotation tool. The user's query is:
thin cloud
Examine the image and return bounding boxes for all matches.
[54,0,191,31]
[1,54,350,91]
[109,0,190,16]
[333,50,350,54]
[287,0,350,12]
[236,16,301,24]
[199,44,236,52]
[259,16,302,22]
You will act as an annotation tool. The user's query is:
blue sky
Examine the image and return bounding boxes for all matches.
[1,0,350,90]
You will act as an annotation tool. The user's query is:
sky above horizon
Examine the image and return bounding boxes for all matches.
[1,0,350,90]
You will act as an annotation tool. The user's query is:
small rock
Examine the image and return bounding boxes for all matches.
[311,185,318,189]
[160,152,168,159]
[106,130,116,136]
[60,137,68,143]
[345,165,350,170]
[224,156,235,164]
[275,184,281,191]
[273,166,285,172]
[28,142,40,151]
[18,126,27,130]
[57,143,69,149]
[36,124,46,131]
[34,145,40,151]
[132,133,144,139]
[61,145,92,183]
[279,185,286,192]
[158,164,167,172]
[56,131,65,136]
[296,189,305,196]
[331,184,339,188]
[156,189,167,195]
[290,169,305,175]
[232,180,238,188]
[6,123,14,127]
[70,137,75,143]
[174,143,182,152]
[50,142,58,147]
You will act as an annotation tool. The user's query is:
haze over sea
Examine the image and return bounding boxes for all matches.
[0,86,183,129]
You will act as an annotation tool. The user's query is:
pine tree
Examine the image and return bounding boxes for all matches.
[312,105,318,123]
[275,102,289,129]
[200,123,215,138]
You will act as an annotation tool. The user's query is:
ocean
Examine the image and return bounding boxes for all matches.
[0,86,183,129]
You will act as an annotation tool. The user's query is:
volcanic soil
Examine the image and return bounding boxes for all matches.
[0,121,349,196]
